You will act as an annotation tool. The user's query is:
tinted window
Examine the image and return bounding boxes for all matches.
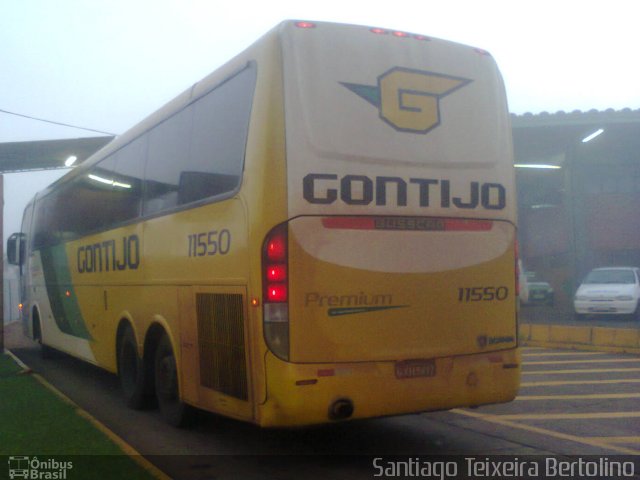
[111,137,146,222]
[144,63,256,215]
[32,159,117,248]
[32,192,59,249]
[65,155,118,237]
[144,107,193,215]
[32,64,257,248]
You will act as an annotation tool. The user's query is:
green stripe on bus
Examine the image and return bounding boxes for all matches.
[40,245,92,340]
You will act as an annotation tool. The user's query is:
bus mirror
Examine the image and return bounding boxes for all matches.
[7,233,25,266]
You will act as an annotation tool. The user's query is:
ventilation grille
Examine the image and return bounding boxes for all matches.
[196,293,248,400]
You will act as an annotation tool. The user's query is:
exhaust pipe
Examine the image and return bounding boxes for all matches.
[329,398,354,421]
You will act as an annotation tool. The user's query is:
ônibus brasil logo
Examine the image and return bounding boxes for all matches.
[8,456,73,479]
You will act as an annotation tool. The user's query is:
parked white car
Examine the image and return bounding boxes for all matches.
[574,267,640,320]
[518,259,529,305]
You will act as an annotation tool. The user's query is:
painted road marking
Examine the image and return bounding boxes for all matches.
[588,436,640,444]
[495,412,640,420]
[451,408,640,455]
[516,393,640,401]
[522,379,640,387]
[523,367,640,375]
[526,358,640,365]
[453,347,640,455]
[522,351,607,357]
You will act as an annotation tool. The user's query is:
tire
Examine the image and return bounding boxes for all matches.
[118,326,147,409]
[154,333,194,427]
[33,312,54,359]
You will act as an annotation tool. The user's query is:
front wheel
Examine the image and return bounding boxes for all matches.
[155,333,194,427]
[33,313,54,359]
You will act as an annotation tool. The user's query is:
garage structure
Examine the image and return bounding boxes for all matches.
[513,108,640,312]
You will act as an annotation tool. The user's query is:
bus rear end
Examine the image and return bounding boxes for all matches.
[259,21,519,427]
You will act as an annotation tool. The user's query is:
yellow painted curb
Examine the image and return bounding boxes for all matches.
[519,323,640,354]
[4,349,170,480]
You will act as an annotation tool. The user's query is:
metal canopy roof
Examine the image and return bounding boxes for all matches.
[0,136,113,173]
[511,108,640,165]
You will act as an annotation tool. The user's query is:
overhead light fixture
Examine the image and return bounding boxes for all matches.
[65,155,78,167]
[581,128,604,143]
[88,173,131,189]
[514,164,562,169]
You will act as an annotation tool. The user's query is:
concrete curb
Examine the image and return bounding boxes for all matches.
[519,323,640,354]
[3,349,170,480]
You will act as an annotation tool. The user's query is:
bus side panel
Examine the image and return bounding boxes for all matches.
[142,199,253,419]
[35,223,146,369]
[28,249,98,364]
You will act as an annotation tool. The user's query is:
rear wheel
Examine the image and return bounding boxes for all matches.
[154,333,194,427]
[118,326,147,409]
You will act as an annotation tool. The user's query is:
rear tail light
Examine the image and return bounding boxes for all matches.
[262,224,290,361]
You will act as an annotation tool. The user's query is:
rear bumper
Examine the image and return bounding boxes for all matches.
[257,348,520,427]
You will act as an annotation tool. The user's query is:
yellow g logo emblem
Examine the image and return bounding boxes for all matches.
[342,67,471,134]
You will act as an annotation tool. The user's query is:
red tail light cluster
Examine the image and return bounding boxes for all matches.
[262,224,290,361]
[263,225,288,303]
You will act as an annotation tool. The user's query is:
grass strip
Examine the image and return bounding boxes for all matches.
[0,353,156,479]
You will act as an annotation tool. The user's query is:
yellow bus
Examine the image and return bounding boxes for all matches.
[7,20,520,427]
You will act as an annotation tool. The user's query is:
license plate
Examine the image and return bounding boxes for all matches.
[395,359,436,379]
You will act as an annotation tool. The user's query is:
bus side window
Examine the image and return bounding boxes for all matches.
[143,63,256,215]
[111,136,145,222]
[143,106,192,215]
[185,63,255,203]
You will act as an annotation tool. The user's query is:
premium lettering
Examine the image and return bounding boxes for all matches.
[305,291,392,308]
